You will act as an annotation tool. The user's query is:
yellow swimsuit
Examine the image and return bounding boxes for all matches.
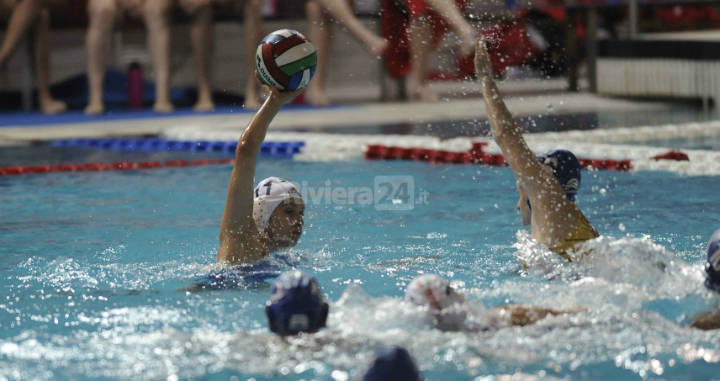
[552,214,599,261]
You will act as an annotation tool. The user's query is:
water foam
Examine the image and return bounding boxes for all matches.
[513,232,706,301]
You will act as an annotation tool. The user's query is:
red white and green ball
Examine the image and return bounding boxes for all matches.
[255,29,317,91]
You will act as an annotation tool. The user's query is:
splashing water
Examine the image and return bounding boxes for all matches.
[1,160,719,380]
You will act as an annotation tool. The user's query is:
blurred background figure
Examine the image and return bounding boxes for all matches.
[304,0,387,106]
[85,0,214,115]
[239,0,263,109]
[363,346,421,381]
[0,0,66,114]
[405,0,474,101]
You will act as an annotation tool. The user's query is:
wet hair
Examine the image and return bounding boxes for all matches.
[363,346,421,381]
[265,271,329,336]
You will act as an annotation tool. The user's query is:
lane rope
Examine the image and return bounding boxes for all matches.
[7,120,719,176]
[51,138,305,158]
[0,159,234,176]
[365,142,634,171]
[1,140,305,177]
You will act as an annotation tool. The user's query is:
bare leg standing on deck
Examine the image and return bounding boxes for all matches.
[0,0,36,69]
[407,0,474,101]
[0,0,66,114]
[142,0,173,113]
[422,0,474,53]
[33,5,65,114]
[86,0,175,114]
[316,0,386,56]
[407,16,436,102]
[305,0,387,106]
[243,0,263,109]
[305,0,331,106]
[180,0,214,111]
[85,0,116,115]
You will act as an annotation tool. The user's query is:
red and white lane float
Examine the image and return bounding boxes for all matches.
[4,119,720,177]
[164,122,719,174]
[364,142,633,171]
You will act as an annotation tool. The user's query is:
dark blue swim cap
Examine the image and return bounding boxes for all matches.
[537,149,581,201]
[705,229,720,292]
[265,270,328,336]
[363,346,421,381]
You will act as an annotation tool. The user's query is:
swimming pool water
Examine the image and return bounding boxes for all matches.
[1,158,718,380]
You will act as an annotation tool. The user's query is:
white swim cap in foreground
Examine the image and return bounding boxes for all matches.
[405,274,467,330]
[253,177,303,235]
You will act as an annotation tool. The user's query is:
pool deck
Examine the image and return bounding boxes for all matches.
[0,78,692,145]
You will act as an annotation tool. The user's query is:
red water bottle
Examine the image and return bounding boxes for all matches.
[128,62,143,109]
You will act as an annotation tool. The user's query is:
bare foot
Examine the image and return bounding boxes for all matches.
[153,100,174,113]
[193,98,215,112]
[40,98,67,115]
[305,87,330,107]
[84,102,105,115]
[410,84,438,102]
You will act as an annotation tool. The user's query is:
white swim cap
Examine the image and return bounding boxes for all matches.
[405,274,467,330]
[253,177,303,236]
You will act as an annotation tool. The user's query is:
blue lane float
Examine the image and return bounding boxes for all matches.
[51,138,305,158]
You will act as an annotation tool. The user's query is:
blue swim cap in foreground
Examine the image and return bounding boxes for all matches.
[705,229,720,292]
[265,270,328,336]
[363,346,421,381]
[537,149,581,201]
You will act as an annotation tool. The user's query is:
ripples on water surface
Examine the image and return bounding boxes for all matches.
[1,160,718,380]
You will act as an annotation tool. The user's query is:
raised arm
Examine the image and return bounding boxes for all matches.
[217,88,301,264]
[498,305,584,327]
[474,40,555,196]
[475,40,587,248]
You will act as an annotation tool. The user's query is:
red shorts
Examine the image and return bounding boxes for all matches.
[405,0,467,44]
